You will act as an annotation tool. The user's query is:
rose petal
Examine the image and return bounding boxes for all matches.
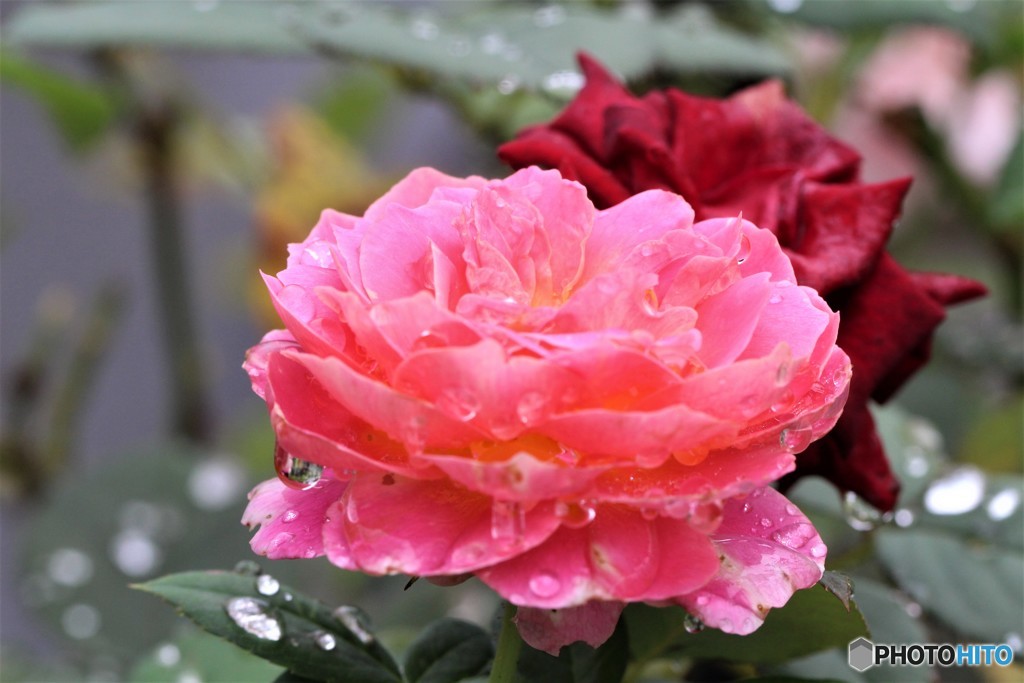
[243,475,348,560]
[515,601,624,656]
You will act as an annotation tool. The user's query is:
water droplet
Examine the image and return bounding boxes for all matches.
[437,387,480,421]
[759,517,772,528]
[275,443,323,490]
[695,595,709,606]
[779,427,813,453]
[1005,632,1022,654]
[256,574,280,596]
[735,234,751,264]
[775,361,792,386]
[225,597,282,641]
[188,457,246,511]
[516,391,549,426]
[47,548,94,587]
[234,560,262,576]
[533,4,566,27]
[554,500,596,528]
[528,571,562,598]
[400,416,427,455]
[904,600,923,618]
[542,70,585,94]
[62,603,101,640]
[177,671,203,683]
[110,529,162,577]
[683,612,705,633]
[770,522,816,550]
[809,543,827,558]
[924,467,985,515]
[156,643,181,667]
[491,500,525,546]
[904,448,930,478]
[410,16,439,40]
[985,487,1021,521]
[452,543,486,566]
[282,592,294,602]
[314,631,337,651]
[893,508,915,527]
[447,36,471,57]
[479,31,505,54]
[282,509,299,524]
[333,605,374,644]
[768,293,782,304]
[843,491,884,531]
[194,0,218,12]
[497,75,521,95]
[767,0,803,13]
[688,501,723,534]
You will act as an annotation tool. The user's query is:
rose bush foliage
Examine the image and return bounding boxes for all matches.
[243,166,851,652]
[499,54,987,511]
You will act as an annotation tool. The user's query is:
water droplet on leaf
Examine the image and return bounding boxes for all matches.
[234,560,262,576]
[843,491,884,531]
[225,597,282,641]
[333,605,374,644]
[256,574,280,596]
[985,487,1020,521]
[314,631,337,651]
[924,467,985,515]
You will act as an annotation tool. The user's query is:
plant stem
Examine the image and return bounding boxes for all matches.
[137,97,212,444]
[490,602,522,683]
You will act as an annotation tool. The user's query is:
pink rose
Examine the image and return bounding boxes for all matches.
[243,167,850,653]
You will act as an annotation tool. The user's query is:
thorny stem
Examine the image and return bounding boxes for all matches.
[490,601,523,683]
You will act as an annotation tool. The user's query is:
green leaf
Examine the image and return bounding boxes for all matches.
[3,1,306,53]
[0,51,115,151]
[625,584,868,666]
[136,569,402,683]
[403,618,493,683]
[818,571,855,611]
[990,133,1024,229]
[515,615,628,683]
[296,3,788,97]
[875,528,1024,644]
[129,627,284,682]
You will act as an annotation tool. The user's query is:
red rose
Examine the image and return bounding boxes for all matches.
[499,54,986,511]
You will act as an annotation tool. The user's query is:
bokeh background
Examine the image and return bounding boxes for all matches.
[1,1,1021,681]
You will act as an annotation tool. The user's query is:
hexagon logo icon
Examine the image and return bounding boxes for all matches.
[849,637,875,672]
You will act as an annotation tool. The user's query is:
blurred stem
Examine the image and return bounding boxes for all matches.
[44,282,126,471]
[490,602,522,683]
[137,102,212,443]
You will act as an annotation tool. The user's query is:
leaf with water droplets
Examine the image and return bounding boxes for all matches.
[403,618,493,683]
[128,627,284,683]
[624,584,867,666]
[134,570,402,683]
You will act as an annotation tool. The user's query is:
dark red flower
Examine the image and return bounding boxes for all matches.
[499,54,986,511]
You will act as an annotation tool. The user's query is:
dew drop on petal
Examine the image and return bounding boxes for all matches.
[924,467,985,515]
[735,234,751,264]
[282,509,299,524]
[516,391,549,426]
[256,574,280,597]
[437,387,480,421]
[809,543,827,558]
[688,501,723,534]
[554,500,596,529]
[491,500,526,547]
[770,522,816,550]
[779,427,813,453]
[333,605,375,644]
[225,597,282,641]
[274,442,323,490]
[683,612,705,633]
[314,631,337,651]
[528,571,562,598]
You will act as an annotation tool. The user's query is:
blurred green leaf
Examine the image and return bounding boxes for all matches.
[515,615,629,683]
[315,67,396,142]
[774,0,1004,45]
[3,0,306,53]
[771,577,930,683]
[129,626,284,682]
[403,618,493,683]
[136,569,402,683]
[958,394,1024,474]
[876,528,1024,644]
[0,51,116,151]
[624,584,868,667]
[991,133,1024,231]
